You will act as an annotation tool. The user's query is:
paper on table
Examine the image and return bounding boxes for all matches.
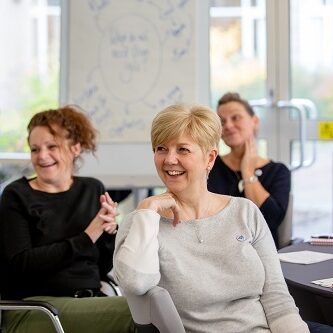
[311,277,333,288]
[278,250,333,264]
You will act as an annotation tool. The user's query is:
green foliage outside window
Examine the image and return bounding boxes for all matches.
[292,67,333,119]
[0,68,59,153]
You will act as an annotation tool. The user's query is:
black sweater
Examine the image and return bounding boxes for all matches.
[208,157,291,247]
[0,176,115,299]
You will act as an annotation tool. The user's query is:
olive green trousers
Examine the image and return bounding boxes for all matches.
[3,295,137,333]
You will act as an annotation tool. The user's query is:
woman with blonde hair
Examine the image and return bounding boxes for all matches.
[114,103,309,333]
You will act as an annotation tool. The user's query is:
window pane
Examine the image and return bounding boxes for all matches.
[0,0,60,153]
[290,0,333,239]
[209,0,266,108]
[291,0,333,119]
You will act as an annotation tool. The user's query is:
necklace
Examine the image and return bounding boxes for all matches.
[180,202,212,244]
[233,171,244,192]
[193,222,204,244]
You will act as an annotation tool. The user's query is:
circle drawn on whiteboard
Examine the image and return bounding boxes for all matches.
[99,14,162,103]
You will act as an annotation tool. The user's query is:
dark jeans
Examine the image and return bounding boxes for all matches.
[307,321,333,333]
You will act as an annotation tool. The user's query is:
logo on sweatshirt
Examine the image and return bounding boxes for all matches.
[236,234,247,242]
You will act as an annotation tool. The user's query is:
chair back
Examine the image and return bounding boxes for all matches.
[277,193,293,249]
[126,286,186,333]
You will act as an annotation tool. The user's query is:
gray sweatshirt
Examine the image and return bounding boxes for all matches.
[114,196,309,333]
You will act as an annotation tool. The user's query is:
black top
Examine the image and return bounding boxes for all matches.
[0,176,116,299]
[208,157,291,246]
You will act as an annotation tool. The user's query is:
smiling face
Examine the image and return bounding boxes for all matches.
[217,101,259,149]
[29,125,81,189]
[154,135,217,195]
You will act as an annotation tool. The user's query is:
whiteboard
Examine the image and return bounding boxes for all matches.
[61,0,209,187]
[65,0,208,143]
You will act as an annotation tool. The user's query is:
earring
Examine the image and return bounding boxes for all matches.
[206,166,211,180]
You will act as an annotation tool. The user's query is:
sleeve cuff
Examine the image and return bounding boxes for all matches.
[270,313,310,333]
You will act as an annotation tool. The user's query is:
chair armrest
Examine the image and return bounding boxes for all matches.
[102,271,123,296]
[0,299,58,315]
[0,299,65,333]
[126,286,186,333]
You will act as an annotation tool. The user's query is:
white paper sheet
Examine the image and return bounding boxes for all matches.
[311,277,333,288]
[278,250,333,264]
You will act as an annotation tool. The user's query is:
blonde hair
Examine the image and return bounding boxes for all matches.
[151,104,222,152]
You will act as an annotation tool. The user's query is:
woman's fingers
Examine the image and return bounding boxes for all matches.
[154,192,181,226]
[171,205,181,227]
[103,222,118,234]
[99,212,116,223]
[104,191,116,205]
[138,192,181,226]
[101,202,117,216]
[241,138,257,175]
[100,192,117,207]
[245,136,257,155]
[101,193,119,215]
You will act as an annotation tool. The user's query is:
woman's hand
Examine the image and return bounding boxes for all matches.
[85,192,118,242]
[240,136,257,178]
[138,192,181,227]
[99,192,118,234]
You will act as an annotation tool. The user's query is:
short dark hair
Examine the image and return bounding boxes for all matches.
[217,92,255,116]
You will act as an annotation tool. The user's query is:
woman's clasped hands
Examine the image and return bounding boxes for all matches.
[99,191,118,234]
[85,192,118,242]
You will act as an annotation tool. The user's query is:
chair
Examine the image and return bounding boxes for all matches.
[0,263,62,332]
[0,272,121,333]
[102,273,123,296]
[0,298,65,333]
[0,259,64,333]
[277,193,304,249]
[125,286,185,333]
[277,193,294,249]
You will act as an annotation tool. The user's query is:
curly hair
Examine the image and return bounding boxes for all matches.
[27,105,97,154]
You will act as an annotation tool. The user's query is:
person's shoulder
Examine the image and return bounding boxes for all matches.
[228,196,259,211]
[210,155,229,178]
[232,195,256,206]
[1,177,28,194]
[237,196,264,215]
[74,176,105,189]
[264,160,290,174]
[225,197,263,224]
[215,155,228,168]
[0,178,30,204]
